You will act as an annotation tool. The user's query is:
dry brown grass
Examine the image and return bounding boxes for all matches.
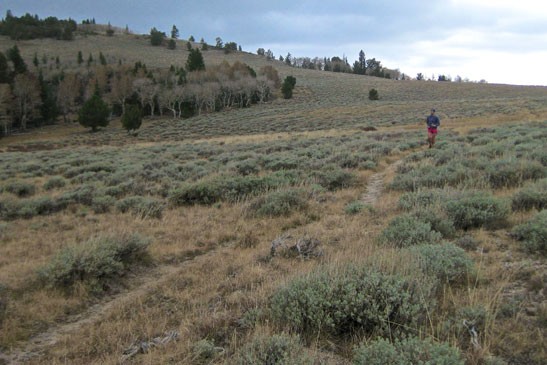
[0,31,546,364]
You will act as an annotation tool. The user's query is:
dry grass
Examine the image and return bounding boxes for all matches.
[0,31,546,364]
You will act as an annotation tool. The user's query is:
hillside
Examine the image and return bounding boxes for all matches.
[0,32,546,365]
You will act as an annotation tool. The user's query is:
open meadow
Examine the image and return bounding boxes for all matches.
[1,31,546,364]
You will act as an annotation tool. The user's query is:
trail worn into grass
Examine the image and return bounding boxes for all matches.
[1,250,211,364]
[361,158,404,206]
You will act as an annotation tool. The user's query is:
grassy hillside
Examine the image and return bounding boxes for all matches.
[0,32,546,364]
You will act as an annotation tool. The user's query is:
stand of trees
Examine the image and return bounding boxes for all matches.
[257,48,399,80]
[0,11,77,40]
[0,42,282,136]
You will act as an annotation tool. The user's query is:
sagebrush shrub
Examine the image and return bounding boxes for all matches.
[444,192,509,230]
[485,159,544,188]
[269,265,435,338]
[16,196,65,219]
[353,336,464,365]
[511,210,546,255]
[249,189,308,217]
[390,164,468,191]
[39,233,150,291]
[345,200,366,215]
[191,339,220,364]
[511,179,547,211]
[311,165,355,191]
[408,243,474,285]
[91,195,116,214]
[116,196,164,219]
[398,189,445,210]
[2,181,36,197]
[43,176,66,190]
[170,171,300,205]
[58,184,96,206]
[413,209,457,239]
[231,333,312,365]
[379,214,442,247]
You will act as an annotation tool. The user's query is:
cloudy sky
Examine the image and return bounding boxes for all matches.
[3,0,547,85]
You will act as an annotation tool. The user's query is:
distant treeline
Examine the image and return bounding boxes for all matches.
[0,10,77,40]
[0,42,283,136]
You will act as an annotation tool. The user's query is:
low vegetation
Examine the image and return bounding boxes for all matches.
[0,28,545,365]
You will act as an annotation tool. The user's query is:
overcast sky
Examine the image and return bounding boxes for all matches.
[3,0,547,85]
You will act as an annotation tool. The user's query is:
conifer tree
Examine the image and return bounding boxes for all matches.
[7,45,27,75]
[186,48,205,72]
[78,91,110,132]
[171,25,179,39]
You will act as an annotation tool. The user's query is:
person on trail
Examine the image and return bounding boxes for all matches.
[426,108,440,148]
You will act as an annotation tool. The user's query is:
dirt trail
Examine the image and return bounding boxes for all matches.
[361,158,403,205]
[1,155,410,365]
[0,250,211,364]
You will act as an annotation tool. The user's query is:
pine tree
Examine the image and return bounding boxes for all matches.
[78,92,110,132]
[0,52,10,83]
[171,25,179,39]
[281,76,296,99]
[150,27,165,46]
[7,45,27,75]
[77,50,83,65]
[99,52,107,65]
[121,104,142,134]
[186,48,205,72]
[38,71,58,125]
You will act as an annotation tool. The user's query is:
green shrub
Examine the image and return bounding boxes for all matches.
[0,197,20,220]
[413,210,457,239]
[444,192,510,230]
[311,166,355,191]
[345,200,366,215]
[43,176,66,190]
[511,210,546,255]
[353,336,464,365]
[91,195,116,214]
[38,233,150,291]
[398,189,445,210]
[231,333,312,365]
[191,339,221,364]
[2,181,35,197]
[170,171,299,205]
[270,265,435,338]
[408,243,474,284]
[485,159,545,188]
[12,196,66,219]
[57,185,96,206]
[249,189,308,217]
[390,164,467,191]
[512,179,547,211]
[379,214,442,247]
[368,88,379,101]
[231,158,260,176]
[116,196,165,219]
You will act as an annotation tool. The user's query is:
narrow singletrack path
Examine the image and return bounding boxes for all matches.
[361,158,404,205]
[1,250,212,364]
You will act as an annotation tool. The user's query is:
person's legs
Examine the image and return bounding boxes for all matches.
[427,127,438,147]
